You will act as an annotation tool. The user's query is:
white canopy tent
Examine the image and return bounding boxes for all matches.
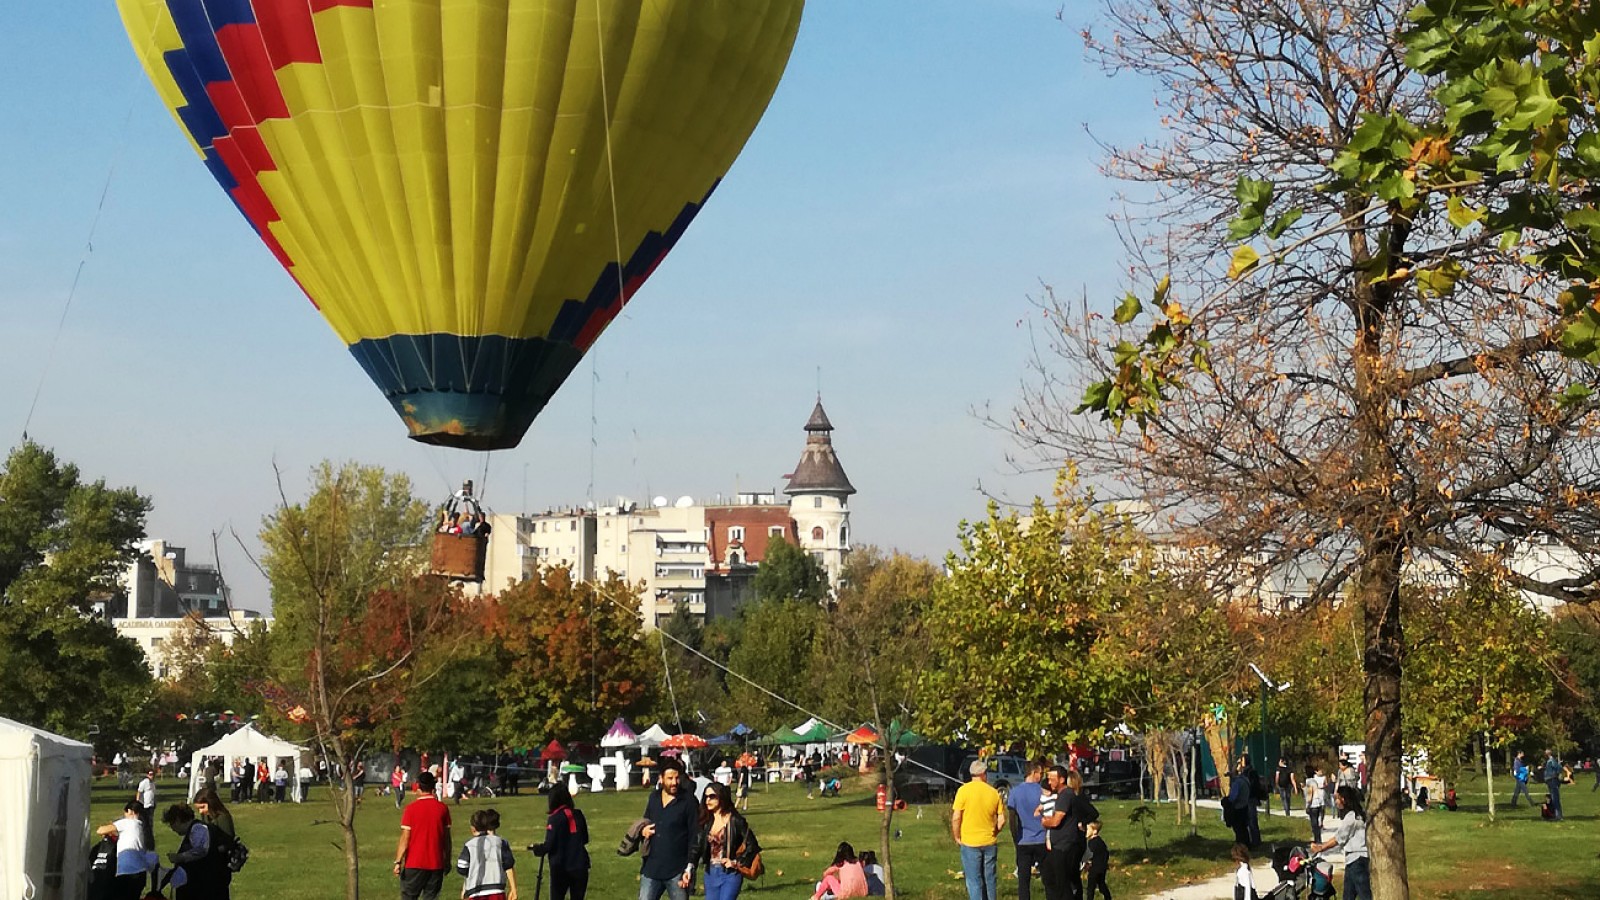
[188,724,310,803]
[0,716,93,900]
[634,723,671,749]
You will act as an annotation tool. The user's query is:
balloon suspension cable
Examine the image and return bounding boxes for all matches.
[22,93,141,442]
[623,593,960,784]
[589,0,629,509]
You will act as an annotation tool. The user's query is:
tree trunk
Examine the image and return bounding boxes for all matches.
[1483,738,1495,823]
[1361,538,1408,900]
[334,762,362,900]
[879,754,898,900]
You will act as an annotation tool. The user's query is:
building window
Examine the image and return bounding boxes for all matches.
[811,526,824,541]
[813,496,822,508]
[840,525,848,546]
[729,551,743,565]
[729,526,745,542]
[769,525,784,537]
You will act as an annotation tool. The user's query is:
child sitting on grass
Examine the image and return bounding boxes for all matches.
[456,809,517,900]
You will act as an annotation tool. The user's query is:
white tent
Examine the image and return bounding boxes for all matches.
[0,716,93,900]
[188,724,310,803]
[635,723,671,749]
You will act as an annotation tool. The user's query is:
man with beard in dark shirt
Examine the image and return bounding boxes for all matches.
[639,760,699,900]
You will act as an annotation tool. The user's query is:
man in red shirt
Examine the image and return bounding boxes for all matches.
[394,771,453,900]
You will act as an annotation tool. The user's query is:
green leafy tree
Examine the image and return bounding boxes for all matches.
[1404,573,1560,809]
[918,482,1159,754]
[1023,2,1600,893]
[753,535,829,603]
[0,441,153,751]
[402,644,504,753]
[725,597,823,733]
[261,461,470,900]
[815,546,940,900]
[490,568,656,745]
[1553,606,1600,753]
[646,602,734,732]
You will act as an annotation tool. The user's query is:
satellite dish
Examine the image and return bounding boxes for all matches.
[653,496,669,508]
[674,496,694,508]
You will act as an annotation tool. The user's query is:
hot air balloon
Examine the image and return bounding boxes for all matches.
[116,0,804,449]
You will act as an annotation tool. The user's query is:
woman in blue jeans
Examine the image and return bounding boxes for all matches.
[696,782,761,900]
[1311,786,1370,900]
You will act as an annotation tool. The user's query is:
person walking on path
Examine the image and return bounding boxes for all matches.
[1304,765,1327,845]
[531,783,590,900]
[1005,761,1048,900]
[1273,758,1298,817]
[1510,751,1532,808]
[1230,843,1257,900]
[1541,749,1564,821]
[1311,786,1370,900]
[952,759,1006,900]
[639,760,700,900]
[455,808,517,900]
[695,782,760,900]
[394,771,453,900]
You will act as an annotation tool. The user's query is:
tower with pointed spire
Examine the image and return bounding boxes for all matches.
[784,398,855,586]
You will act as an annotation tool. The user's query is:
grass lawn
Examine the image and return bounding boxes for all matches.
[92,773,1598,899]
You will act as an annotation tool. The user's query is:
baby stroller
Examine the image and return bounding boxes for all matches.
[1265,845,1335,900]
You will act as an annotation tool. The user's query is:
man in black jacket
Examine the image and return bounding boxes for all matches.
[638,761,698,900]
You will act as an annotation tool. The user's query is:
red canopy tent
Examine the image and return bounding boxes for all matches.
[660,733,708,750]
[844,725,879,745]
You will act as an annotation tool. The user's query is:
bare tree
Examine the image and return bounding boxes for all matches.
[1007,3,1600,896]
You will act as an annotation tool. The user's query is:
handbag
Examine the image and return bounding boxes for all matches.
[733,837,764,880]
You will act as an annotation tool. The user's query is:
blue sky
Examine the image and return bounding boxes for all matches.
[0,1,1158,610]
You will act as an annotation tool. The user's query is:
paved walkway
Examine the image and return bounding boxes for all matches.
[1140,800,1340,900]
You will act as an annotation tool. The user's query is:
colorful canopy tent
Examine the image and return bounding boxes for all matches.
[600,718,638,749]
[188,723,310,804]
[538,741,567,763]
[114,0,805,450]
[635,723,672,749]
[844,725,879,745]
[0,717,94,900]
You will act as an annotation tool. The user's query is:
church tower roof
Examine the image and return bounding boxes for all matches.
[785,400,855,496]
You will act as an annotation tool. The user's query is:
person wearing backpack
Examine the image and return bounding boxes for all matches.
[163,803,230,900]
[194,788,243,891]
[1509,751,1532,808]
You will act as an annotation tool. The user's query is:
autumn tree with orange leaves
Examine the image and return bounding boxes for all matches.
[1011,2,1600,897]
[488,567,656,747]
[262,462,479,900]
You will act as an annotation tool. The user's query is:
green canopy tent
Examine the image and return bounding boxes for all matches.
[762,725,804,745]
[791,721,832,743]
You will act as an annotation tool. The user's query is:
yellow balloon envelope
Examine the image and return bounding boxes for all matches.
[116,0,803,449]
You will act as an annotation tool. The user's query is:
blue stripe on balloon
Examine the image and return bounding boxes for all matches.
[199,0,257,29]
[348,335,585,450]
[166,0,233,86]
[546,183,717,346]
[163,47,228,151]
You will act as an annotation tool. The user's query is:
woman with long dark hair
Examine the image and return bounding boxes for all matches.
[697,782,761,900]
[1311,785,1369,900]
[530,783,590,900]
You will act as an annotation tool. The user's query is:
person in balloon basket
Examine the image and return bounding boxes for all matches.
[638,759,700,900]
[394,771,453,900]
